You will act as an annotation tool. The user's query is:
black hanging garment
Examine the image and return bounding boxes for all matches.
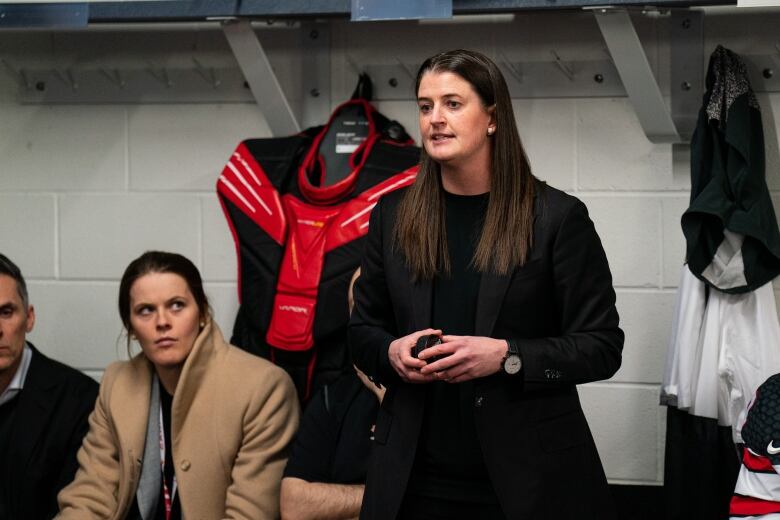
[217,88,420,401]
[682,45,780,293]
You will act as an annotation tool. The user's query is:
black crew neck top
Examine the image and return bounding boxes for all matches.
[407,190,499,504]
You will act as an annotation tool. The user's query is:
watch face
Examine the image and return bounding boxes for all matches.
[504,355,522,375]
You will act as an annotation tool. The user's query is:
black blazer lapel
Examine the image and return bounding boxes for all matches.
[475,271,513,337]
[10,347,59,479]
[408,277,433,332]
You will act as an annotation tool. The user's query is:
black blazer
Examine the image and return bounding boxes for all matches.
[349,183,624,520]
[2,344,98,520]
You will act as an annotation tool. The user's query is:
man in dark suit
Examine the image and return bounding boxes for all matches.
[0,253,98,520]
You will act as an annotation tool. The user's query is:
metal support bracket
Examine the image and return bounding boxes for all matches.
[300,22,331,129]
[222,19,300,136]
[670,9,704,141]
[594,8,681,143]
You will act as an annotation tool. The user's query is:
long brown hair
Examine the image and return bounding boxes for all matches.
[394,49,536,280]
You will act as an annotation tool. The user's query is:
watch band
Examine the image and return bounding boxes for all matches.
[502,339,522,375]
[502,340,517,364]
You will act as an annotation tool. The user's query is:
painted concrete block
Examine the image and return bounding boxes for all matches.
[514,99,575,191]
[27,281,123,370]
[775,288,780,323]
[128,104,270,191]
[0,105,126,191]
[204,282,240,342]
[774,195,780,233]
[581,196,660,287]
[0,194,56,277]
[373,100,421,146]
[580,383,662,483]
[577,99,676,191]
[202,195,238,282]
[763,93,780,191]
[83,370,103,383]
[662,197,689,288]
[612,290,676,384]
[59,194,200,279]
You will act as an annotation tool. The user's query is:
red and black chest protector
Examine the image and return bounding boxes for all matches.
[217,98,419,401]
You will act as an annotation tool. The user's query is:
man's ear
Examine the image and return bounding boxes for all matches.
[25,305,35,333]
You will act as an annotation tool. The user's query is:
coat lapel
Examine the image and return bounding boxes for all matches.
[475,271,513,337]
[11,347,58,475]
[111,355,152,510]
[408,271,510,336]
[137,375,161,520]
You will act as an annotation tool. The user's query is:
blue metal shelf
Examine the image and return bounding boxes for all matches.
[0,0,733,27]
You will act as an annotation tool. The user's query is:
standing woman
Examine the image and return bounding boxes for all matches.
[58,251,299,519]
[349,49,624,519]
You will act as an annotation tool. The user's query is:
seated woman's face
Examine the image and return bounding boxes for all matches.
[128,272,201,371]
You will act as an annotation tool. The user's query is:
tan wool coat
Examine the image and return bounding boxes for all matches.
[56,320,300,520]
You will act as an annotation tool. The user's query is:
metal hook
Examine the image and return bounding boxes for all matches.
[146,63,173,88]
[100,67,126,89]
[55,68,78,91]
[192,58,221,88]
[551,50,575,82]
[499,51,522,84]
[1,59,32,90]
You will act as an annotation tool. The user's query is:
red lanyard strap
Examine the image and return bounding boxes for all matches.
[159,406,177,520]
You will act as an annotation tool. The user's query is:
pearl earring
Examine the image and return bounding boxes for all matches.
[487,128,495,136]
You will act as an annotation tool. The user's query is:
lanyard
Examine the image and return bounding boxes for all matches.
[159,406,178,520]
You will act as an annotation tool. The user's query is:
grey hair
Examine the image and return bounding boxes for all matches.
[0,253,29,309]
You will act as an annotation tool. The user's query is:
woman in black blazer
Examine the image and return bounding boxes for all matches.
[349,49,624,520]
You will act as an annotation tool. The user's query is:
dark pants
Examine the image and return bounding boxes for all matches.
[397,494,505,520]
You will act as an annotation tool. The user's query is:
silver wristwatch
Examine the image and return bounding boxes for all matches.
[502,339,522,375]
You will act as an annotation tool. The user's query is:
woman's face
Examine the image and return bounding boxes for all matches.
[129,272,201,372]
[417,70,495,171]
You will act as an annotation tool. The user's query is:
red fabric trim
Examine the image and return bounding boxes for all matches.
[325,166,418,252]
[381,137,416,147]
[266,196,341,352]
[744,449,776,472]
[297,99,381,205]
[217,142,287,245]
[731,494,780,515]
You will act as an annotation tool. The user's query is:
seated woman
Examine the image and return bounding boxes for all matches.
[57,251,300,520]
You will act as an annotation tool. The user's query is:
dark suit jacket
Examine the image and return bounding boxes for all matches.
[1,344,98,520]
[349,183,624,520]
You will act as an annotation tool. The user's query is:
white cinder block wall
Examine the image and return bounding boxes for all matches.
[1,10,779,486]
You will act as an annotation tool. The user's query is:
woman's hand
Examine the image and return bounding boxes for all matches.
[418,335,507,383]
[354,365,386,403]
[387,329,441,383]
